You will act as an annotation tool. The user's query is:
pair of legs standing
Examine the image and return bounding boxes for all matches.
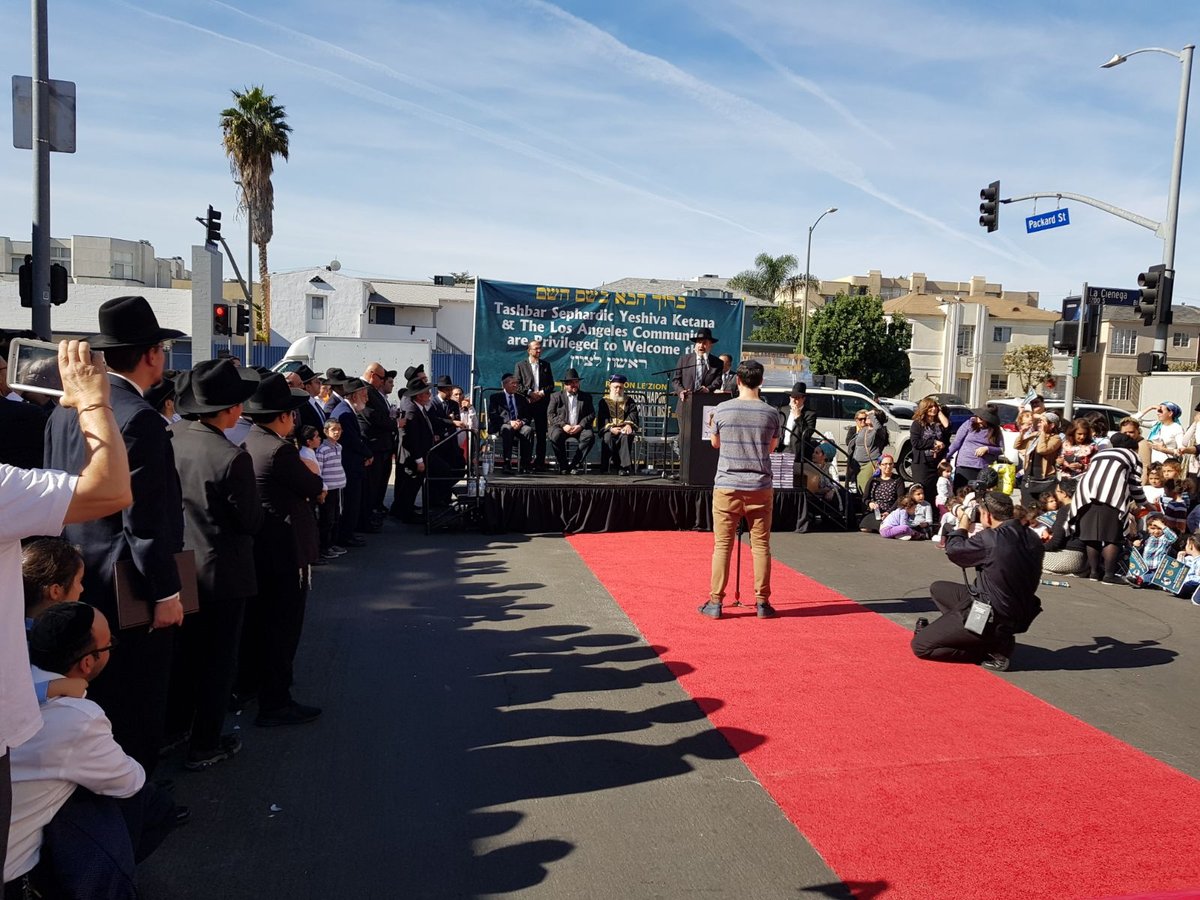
[703,487,773,618]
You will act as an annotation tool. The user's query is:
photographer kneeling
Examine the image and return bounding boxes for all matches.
[912,491,1043,672]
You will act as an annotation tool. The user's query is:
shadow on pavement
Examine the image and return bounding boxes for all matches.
[1014,635,1179,671]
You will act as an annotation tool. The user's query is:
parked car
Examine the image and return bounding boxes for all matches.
[761,388,911,479]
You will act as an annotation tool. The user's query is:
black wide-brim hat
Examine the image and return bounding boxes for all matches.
[404,364,426,381]
[789,383,807,398]
[434,375,458,390]
[324,367,349,386]
[295,364,319,384]
[87,296,187,350]
[404,378,431,398]
[562,368,582,382]
[175,359,261,416]
[243,373,310,415]
[145,372,178,411]
[340,377,368,394]
[689,327,718,343]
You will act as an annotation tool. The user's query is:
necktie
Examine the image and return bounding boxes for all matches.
[696,353,705,385]
[508,393,516,418]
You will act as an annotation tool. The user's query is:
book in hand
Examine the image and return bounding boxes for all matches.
[113,550,199,630]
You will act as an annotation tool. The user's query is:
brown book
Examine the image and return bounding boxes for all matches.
[113,550,200,630]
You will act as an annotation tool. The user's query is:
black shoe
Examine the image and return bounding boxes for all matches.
[1088,571,1102,582]
[1101,574,1125,585]
[255,701,322,727]
[619,467,631,476]
[981,653,1011,672]
[357,524,382,534]
[158,730,191,758]
[184,734,242,771]
[228,690,256,713]
[914,617,929,633]
[697,601,723,619]
[756,601,778,619]
[342,536,367,547]
[171,805,191,828]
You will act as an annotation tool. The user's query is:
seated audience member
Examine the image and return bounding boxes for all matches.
[7,603,175,896]
[1143,464,1165,506]
[909,485,935,538]
[487,374,534,474]
[1172,535,1200,600]
[913,491,1043,672]
[1041,481,1087,577]
[1132,513,1177,572]
[1161,473,1191,534]
[1089,413,1112,450]
[859,454,905,533]
[804,442,840,505]
[21,539,89,705]
[596,374,639,476]
[937,499,962,547]
[879,494,917,540]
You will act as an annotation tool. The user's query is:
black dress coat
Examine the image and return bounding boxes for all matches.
[547,389,596,431]
[670,352,723,396]
[171,420,263,600]
[515,358,554,406]
[488,390,533,434]
[243,424,324,570]
[0,397,50,469]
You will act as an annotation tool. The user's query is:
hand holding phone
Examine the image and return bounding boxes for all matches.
[57,340,111,411]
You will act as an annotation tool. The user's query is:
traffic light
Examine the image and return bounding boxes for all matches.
[979,180,1000,233]
[213,302,231,336]
[235,305,251,336]
[1052,320,1078,355]
[205,205,222,245]
[18,256,32,308]
[50,264,68,305]
[1137,264,1173,327]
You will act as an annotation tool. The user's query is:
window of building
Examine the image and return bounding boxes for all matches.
[111,250,134,280]
[1173,332,1191,349]
[956,325,975,357]
[1107,375,1131,402]
[989,374,1007,392]
[307,295,327,333]
[1111,329,1138,355]
[954,377,971,399]
[369,305,396,326]
[992,326,1012,343]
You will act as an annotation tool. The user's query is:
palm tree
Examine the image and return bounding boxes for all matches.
[221,86,291,338]
[727,252,799,304]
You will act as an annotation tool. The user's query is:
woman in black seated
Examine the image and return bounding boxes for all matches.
[596,374,639,475]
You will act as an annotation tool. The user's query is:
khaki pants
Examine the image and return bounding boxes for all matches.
[710,487,774,603]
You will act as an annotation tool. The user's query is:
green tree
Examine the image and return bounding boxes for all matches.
[727,252,798,304]
[221,86,292,338]
[806,294,912,397]
[451,271,475,285]
[748,303,804,345]
[1002,344,1053,392]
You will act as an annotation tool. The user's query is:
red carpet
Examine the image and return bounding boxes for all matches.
[569,532,1200,900]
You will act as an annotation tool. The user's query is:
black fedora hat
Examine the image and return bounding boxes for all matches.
[688,327,718,344]
[243,373,309,415]
[324,366,349,386]
[404,377,431,398]
[87,296,187,350]
[295,364,319,384]
[562,368,582,382]
[340,377,368,394]
[404,363,426,381]
[384,369,397,379]
[434,375,458,390]
[145,371,178,412]
[789,383,807,398]
[175,359,260,416]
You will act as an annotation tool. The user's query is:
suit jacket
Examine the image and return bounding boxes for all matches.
[547,389,596,431]
[401,404,436,464]
[488,390,532,433]
[515,358,554,408]
[44,375,184,625]
[327,396,369,477]
[243,424,323,569]
[671,351,723,396]
[171,421,262,600]
[360,386,395,455]
[779,404,819,460]
[294,396,324,440]
[0,397,50,469]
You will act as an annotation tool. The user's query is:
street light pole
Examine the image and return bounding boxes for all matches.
[1102,44,1194,362]
[801,206,837,357]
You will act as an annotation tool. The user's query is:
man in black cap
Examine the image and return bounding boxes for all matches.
[289,365,325,434]
[44,295,187,773]
[546,368,596,474]
[488,374,534,474]
[240,374,324,726]
[671,327,723,408]
[515,338,553,470]
[167,359,262,769]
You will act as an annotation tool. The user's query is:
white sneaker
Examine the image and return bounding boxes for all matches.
[898,535,912,541]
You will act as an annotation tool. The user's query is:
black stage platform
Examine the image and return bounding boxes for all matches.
[480,471,808,534]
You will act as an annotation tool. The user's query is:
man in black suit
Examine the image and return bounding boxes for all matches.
[670,327,723,409]
[324,370,372,545]
[779,382,819,533]
[287,368,324,437]
[168,359,262,769]
[546,368,596,474]
[717,354,738,395]
[515,338,553,470]
[488,374,534,474]
[240,374,325,727]
[43,296,187,772]
[395,378,435,520]
[360,362,395,524]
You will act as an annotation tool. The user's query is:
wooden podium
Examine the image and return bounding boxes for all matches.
[678,393,724,486]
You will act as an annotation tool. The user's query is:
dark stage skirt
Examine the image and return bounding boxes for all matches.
[1075,502,1125,545]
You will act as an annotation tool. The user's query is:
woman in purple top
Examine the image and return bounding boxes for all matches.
[947,407,1003,491]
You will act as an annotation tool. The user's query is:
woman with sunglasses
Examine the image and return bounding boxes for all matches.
[1138,400,1185,463]
[909,397,950,504]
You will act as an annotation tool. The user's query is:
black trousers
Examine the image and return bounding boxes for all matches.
[911,460,939,509]
[167,595,247,754]
[362,449,390,525]
[318,488,340,550]
[245,567,309,711]
[87,622,175,776]
[338,465,365,542]
[500,424,533,469]
[548,426,595,470]
[912,580,1011,663]
[391,466,423,518]
[601,432,634,470]
[530,400,549,466]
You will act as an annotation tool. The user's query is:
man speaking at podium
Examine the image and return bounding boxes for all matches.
[671,327,723,411]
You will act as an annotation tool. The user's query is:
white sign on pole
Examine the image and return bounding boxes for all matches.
[11,75,77,153]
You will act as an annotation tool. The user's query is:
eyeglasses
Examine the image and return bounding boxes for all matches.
[855,416,867,422]
[67,635,118,668]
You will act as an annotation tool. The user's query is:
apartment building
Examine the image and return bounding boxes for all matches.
[1077,304,1200,411]
[0,234,187,288]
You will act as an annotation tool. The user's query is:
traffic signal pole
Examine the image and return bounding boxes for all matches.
[1062,283,1087,422]
[1155,44,1193,364]
[30,0,51,340]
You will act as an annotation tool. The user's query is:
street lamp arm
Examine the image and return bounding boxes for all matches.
[1105,47,1187,66]
[1002,191,1162,236]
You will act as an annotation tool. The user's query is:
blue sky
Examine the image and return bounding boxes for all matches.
[3,0,1199,309]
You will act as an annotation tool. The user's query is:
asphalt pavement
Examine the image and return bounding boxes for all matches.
[136,525,1200,898]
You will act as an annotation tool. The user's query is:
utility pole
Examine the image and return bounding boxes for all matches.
[30,0,51,339]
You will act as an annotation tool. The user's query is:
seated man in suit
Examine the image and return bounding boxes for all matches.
[487,374,534,474]
[546,368,596,474]
[596,374,640,475]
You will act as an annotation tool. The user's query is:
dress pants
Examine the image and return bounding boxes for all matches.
[86,625,174,776]
[710,487,773,603]
[362,449,390,525]
[338,464,365,542]
[548,426,595,470]
[167,595,247,754]
[530,400,549,467]
[500,424,533,469]
[911,580,1010,663]
[242,563,309,712]
[391,467,423,519]
[601,432,634,470]
[911,460,939,510]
